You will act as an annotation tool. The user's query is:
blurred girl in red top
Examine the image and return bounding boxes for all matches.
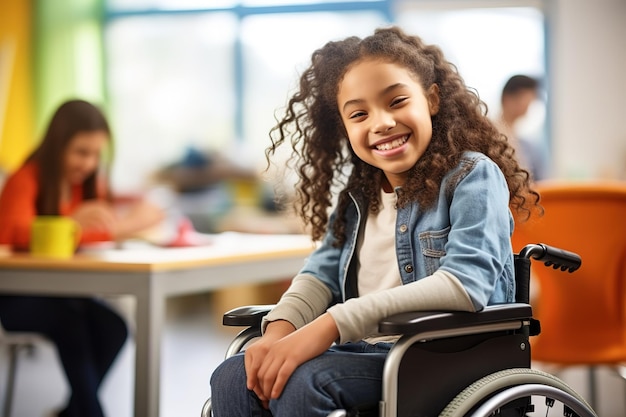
[0,99,163,417]
[0,99,163,249]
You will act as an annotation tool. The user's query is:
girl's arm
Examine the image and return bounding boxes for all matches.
[261,274,333,332]
[109,199,165,240]
[327,270,474,343]
[69,200,117,242]
[69,199,165,244]
[0,166,39,250]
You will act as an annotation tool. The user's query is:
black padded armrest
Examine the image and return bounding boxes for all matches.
[223,303,533,336]
[223,304,275,327]
[378,303,532,335]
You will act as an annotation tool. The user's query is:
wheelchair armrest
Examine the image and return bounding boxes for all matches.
[223,304,276,327]
[378,303,533,335]
[222,303,534,334]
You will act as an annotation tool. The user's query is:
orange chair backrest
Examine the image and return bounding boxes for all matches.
[511,181,626,365]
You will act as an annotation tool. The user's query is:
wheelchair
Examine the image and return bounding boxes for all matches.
[202,243,598,417]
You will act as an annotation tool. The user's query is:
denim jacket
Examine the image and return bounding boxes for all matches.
[299,151,516,310]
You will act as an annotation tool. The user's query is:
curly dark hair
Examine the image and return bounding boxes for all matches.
[267,26,540,245]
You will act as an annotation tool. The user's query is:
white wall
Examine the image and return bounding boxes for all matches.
[547,0,626,180]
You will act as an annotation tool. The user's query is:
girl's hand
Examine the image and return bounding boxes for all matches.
[70,200,164,240]
[245,320,296,408]
[111,200,165,240]
[70,201,117,233]
[255,313,339,402]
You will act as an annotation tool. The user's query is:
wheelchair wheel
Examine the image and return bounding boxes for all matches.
[439,368,598,417]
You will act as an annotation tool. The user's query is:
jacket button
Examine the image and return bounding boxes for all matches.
[404,264,414,273]
[399,224,408,233]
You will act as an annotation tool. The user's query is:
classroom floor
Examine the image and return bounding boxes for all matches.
[1,293,625,417]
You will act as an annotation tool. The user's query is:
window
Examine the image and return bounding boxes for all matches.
[105,13,238,191]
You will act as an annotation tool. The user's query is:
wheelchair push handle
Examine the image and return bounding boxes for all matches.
[518,243,581,273]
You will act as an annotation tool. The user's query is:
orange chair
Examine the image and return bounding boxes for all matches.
[511,180,626,409]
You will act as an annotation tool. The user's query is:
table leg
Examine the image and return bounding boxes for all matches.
[133,282,166,417]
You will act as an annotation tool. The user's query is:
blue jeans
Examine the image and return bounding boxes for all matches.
[210,341,391,417]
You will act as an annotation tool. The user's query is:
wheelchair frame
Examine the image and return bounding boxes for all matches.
[202,244,598,417]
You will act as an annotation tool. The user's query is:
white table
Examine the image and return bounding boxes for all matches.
[0,232,315,417]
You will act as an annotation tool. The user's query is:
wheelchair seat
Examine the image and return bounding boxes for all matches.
[202,244,598,417]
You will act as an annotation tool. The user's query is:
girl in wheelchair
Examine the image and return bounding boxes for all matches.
[210,26,540,417]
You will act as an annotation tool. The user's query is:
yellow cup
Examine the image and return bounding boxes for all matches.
[30,216,81,259]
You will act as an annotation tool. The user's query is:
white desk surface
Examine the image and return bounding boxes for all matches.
[0,232,316,417]
[0,232,316,271]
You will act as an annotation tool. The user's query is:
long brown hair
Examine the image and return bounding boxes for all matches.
[267,26,540,245]
[27,99,111,214]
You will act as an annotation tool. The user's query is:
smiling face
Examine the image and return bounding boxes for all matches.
[337,58,439,190]
[62,130,109,185]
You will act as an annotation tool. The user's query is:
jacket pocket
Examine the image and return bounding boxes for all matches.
[419,226,450,275]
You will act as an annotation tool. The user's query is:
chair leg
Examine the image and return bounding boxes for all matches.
[587,366,597,412]
[612,365,626,414]
[2,344,19,417]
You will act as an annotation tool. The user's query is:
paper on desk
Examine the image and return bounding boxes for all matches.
[79,232,315,264]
